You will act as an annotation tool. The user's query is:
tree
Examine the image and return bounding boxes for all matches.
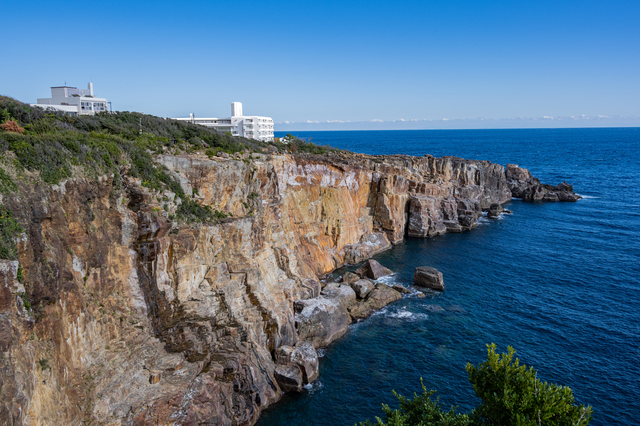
[357,344,592,426]
[467,344,592,426]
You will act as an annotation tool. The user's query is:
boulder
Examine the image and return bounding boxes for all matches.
[274,365,303,393]
[354,259,393,280]
[392,284,411,294]
[487,203,504,219]
[348,284,402,320]
[274,341,319,385]
[320,283,356,308]
[413,266,444,291]
[340,271,360,285]
[294,284,356,348]
[350,279,374,299]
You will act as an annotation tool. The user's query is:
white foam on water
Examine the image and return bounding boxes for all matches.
[375,274,399,286]
[387,307,428,321]
[317,348,327,358]
[577,194,600,199]
[370,307,390,317]
[303,380,323,394]
[478,216,492,225]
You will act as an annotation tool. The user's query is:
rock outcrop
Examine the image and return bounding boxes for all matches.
[0,150,578,425]
[414,266,445,290]
[506,164,581,202]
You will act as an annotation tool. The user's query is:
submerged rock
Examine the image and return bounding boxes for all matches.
[414,266,445,291]
[424,304,445,313]
[354,259,393,280]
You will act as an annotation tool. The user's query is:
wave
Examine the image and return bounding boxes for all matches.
[577,194,600,199]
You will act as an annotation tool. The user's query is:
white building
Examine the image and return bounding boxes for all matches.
[174,102,274,142]
[31,83,108,116]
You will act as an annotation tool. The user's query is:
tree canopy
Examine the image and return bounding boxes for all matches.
[358,344,592,426]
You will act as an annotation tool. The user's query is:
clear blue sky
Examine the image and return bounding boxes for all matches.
[2,0,639,129]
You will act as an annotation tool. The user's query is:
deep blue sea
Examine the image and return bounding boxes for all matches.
[259,128,640,425]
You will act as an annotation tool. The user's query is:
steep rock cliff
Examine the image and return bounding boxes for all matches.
[0,151,576,425]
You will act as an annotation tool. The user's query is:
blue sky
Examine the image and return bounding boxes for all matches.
[2,0,639,129]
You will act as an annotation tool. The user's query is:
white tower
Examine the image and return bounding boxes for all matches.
[231,102,243,117]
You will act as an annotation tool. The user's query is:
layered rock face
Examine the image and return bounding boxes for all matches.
[0,151,577,425]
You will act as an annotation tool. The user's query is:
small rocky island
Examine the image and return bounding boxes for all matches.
[0,97,580,425]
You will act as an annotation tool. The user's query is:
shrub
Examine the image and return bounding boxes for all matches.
[358,344,592,426]
[0,205,23,260]
[1,119,24,134]
[0,168,17,193]
[467,344,592,425]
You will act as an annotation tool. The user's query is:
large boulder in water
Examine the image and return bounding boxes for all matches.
[354,259,393,280]
[414,266,444,291]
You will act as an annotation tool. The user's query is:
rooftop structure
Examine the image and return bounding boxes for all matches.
[174,102,274,142]
[31,83,108,116]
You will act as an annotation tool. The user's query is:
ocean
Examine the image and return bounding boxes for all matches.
[258,128,640,425]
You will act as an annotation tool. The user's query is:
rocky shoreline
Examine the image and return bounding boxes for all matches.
[0,149,579,425]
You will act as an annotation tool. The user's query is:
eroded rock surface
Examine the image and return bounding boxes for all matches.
[0,150,578,425]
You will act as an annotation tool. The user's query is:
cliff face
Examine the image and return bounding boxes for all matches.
[0,151,572,425]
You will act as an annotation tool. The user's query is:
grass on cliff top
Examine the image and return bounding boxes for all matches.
[0,96,277,225]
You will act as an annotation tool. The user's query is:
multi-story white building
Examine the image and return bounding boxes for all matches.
[174,102,274,142]
[31,83,107,116]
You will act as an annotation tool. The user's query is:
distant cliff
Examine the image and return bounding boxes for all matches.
[0,97,579,425]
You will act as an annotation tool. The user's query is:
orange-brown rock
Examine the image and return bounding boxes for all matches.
[0,150,549,425]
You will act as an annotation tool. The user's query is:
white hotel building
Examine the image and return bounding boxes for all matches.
[31,83,107,116]
[174,102,274,142]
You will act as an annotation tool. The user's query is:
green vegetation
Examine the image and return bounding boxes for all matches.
[0,96,279,226]
[271,133,337,155]
[0,168,17,193]
[0,205,23,260]
[358,344,592,426]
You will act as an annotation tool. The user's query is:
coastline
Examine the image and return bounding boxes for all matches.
[0,147,579,425]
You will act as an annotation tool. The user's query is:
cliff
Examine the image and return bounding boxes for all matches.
[0,143,579,424]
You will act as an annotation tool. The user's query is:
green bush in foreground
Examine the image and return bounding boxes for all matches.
[358,344,592,426]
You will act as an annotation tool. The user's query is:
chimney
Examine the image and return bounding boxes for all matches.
[88,82,94,96]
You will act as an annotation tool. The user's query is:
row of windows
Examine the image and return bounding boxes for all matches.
[81,101,106,111]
